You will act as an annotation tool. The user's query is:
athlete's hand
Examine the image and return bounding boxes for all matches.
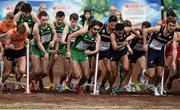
[85,50,92,55]
[25,38,29,44]
[49,41,55,48]
[66,50,71,59]
[143,44,148,52]
[7,44,15,50]
[44,52,49,60]
[171,61,176,72]
[128,48,133,55]
[122,41,128,47]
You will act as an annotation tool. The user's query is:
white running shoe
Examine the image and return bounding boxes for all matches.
[154,86,160,96]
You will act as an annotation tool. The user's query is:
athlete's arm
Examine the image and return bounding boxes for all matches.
[110,33,128,51]
[5,30,14,50]
[33,23,48,56]
[125,31,140,41]
[14,12,21,22]
[61,25,69,44]
[31,12,40,23]
[49,21,57,48]
[23,22,31,34]
[172,32,178,72]
[67,28,87,51]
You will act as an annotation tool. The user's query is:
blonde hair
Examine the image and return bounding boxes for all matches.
[38,4,46,12]
[6,12,14,19]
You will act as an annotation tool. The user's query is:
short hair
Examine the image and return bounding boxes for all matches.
[123,20,132,27]
[88,20,103,31]
[21,3,32,13]
[39,11,48,18]
[142,21,151,28]
[166,10,176,18]
[6,12,14,19]
[108,15,117,23]
[166,17,176,24]
[17,23,26,35]
[70,13,79,21]
[115,23,124,31]
[56,11,65,18]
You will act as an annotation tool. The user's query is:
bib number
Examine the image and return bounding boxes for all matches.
[76,41,90,50]
[41,34,51,43]
[100,41,110,51]
[149,39,163,50]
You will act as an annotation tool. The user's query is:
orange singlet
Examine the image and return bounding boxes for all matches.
[0,20,16,45]
[10,29,27,50]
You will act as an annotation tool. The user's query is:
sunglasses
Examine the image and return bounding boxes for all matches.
[93,27,100,31]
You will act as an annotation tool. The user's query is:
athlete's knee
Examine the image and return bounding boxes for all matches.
[19,69,26,74]
[73,73,81,79]
[123,66,129,72]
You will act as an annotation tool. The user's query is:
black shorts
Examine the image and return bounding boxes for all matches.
[147,47,165,68]
[5,47,26,61]
[110,48,128,61]
[131,50,145,63]
[99,50,111,60]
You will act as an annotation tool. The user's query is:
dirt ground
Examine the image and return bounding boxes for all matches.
[0,59,180,109]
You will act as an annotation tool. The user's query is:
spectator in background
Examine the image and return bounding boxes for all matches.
[80,9,94,29]
[37,4,47,18]
[116,11,123,23]
[102,6,117,24]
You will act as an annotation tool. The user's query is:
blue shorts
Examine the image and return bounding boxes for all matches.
[130,50,145,63]
[99,50,111,60]
[147,47,165,68]
[110,48,128,61]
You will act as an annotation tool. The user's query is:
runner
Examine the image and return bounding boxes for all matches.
[143,17,178,96]
[66,20,103,95]
[98,15,117,95]
[60,13,81,91]
[125,21,151,92]
[13,1,25,15]
[45,11,66,91]
[167,32,180,90]
[157,10,176,89]
[0,12,17,81]
[30,11,57,92]
[2,23,30,89]
[110,23,141,94]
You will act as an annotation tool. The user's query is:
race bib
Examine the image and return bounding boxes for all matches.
[76,41,90,50]
[149,39,164,50]
[100,41,110,51]
[134,43,143,51]
[57,33,62,41]
[41,34,51,43]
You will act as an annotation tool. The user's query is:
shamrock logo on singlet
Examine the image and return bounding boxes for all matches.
[158,33,162,37]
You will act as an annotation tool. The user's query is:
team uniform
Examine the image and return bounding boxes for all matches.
[32,23,52,57]
[54,22,65,55]
[130,31,150,63]
[70,32,96,63]
[5,29,27,61]
[0,20,16,46]
[110,32,128,61]
[148,26,174,68]
[99,25,111,60]
[62,26,80,58]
